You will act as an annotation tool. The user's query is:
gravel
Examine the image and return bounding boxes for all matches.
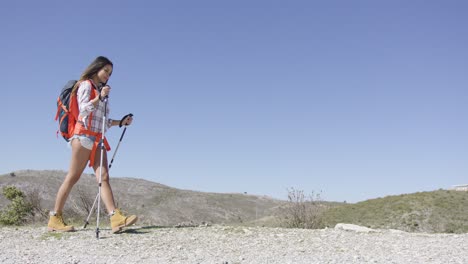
[0,225,466,264]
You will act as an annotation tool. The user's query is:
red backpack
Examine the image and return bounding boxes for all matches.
[55,80,96,141]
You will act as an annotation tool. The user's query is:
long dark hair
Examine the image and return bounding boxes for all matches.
[72,56,113,93]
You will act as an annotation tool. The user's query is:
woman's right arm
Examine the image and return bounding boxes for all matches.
[77,81,100,118]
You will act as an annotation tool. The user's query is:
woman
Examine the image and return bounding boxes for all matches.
[48,56,137,233]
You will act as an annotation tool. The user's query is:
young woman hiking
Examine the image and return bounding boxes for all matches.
[48,56,137,233]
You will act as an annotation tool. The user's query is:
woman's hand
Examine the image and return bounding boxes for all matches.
[100,85,111,100]
[119,113,134,127]
[123,115,133,126]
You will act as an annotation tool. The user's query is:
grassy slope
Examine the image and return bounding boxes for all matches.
[320,190,468,233]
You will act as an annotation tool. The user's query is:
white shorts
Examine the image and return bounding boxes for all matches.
[69,134,97,150]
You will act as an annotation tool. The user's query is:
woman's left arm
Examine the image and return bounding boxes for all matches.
[107,115,133,127]
[108,119,119,127]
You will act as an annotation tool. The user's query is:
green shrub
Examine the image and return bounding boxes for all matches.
[3,186,24,200]
[0,186,33,225]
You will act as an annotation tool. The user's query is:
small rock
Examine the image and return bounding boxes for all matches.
[334,223,376,233]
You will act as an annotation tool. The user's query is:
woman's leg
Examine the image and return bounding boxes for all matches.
[54,139,91,213]
[92,148,116,214]
[93,143,138,233]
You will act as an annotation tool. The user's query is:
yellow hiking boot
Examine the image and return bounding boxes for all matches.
[110,209,138,234]
[47,212,75,232]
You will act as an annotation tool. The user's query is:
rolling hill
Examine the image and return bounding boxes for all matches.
[1,170,467,233]
[0,170,284,227]
[319,189,468,233]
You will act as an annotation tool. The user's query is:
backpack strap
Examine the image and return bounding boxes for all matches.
[75,128,111,167]
[55,99,66,121]
[55,99,69,139]
[90,134,111,168]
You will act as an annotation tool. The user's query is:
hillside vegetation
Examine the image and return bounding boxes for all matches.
[0,170,284,227]
[319,190,468,233]
[1,170,467,233]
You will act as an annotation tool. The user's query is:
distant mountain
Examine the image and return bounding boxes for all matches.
[0,170,285,227]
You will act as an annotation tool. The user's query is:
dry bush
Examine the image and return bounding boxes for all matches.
[24,188,49,222]
[69,186,114,225]
[278,187,325,229]
[72,186,95,215]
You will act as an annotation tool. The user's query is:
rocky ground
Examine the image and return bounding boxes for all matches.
[0,224,466,264]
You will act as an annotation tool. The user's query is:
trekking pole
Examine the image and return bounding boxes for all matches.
[84,194,99,229]
[109,113,133,169]
[83,113,133,231]
[95,97,108,239]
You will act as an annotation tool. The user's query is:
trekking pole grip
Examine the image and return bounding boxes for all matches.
[119,113,133,127]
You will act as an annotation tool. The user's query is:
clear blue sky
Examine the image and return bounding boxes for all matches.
[1,1,467,203]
